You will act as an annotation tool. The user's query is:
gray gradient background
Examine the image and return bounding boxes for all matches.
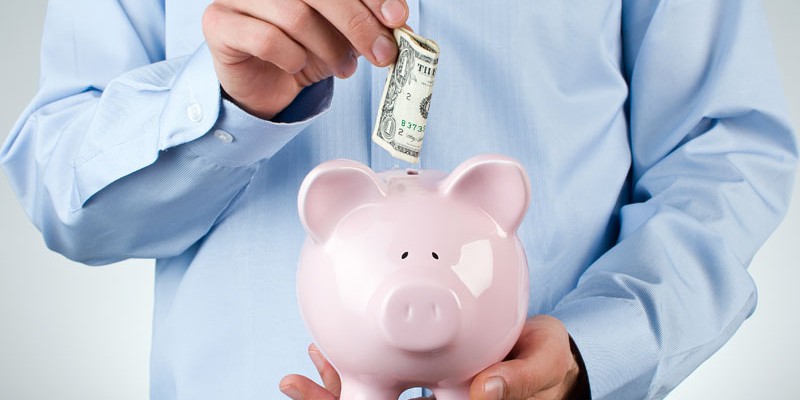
[1,1,798,399]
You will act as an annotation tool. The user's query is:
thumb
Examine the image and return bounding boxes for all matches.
[469,315,579,399]
[469,358,555,400]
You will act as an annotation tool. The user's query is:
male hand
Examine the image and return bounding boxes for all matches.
[202,0,409,119]
[468,315,583,400]
[279,315,584,400]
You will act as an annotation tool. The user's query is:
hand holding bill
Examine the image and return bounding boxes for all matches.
[202,0,409,119]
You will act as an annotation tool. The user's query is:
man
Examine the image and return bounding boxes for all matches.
[1,0,796,399]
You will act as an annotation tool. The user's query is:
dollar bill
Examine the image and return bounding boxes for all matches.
[372,28,440,164]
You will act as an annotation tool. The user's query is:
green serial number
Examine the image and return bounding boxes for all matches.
[401,120,425,133]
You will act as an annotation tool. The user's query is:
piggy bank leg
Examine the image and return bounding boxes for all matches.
[431,384,470,400]
[339,377,399,400]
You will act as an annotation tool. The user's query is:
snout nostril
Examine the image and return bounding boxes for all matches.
[404,304,413,321]
[380,284,460,352]
[431,304,440,320]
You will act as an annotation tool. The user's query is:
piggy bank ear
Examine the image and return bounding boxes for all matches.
[298,160,386,244]
[440,155,531,235]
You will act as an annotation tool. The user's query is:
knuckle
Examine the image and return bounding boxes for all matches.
[283,4,316,34]
[253,27,307,72]
[286,56,308,75]
[201,4,223,33]
[251,26,280,57]
[345,9,378,38]
[303,58,331,83]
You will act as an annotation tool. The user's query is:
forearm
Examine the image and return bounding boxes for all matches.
[1,0,333,264]
[3,55,331,265]
[553,75,796,400]
[552,1,798,397]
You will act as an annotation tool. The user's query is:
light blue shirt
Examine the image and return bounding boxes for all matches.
[2,0,796,399]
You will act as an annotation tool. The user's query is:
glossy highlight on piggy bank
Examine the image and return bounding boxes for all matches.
[296,155,531,400]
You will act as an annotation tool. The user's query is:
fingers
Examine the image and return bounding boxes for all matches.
[204,3,308,73]
[213,0,409,72]
[303,0,408,66]
[210,0,357,78]
[359,0,409,27]
[279,374,337,400]
[471,360,556,400]
[469,316,580,400]
[278,344,342,400]
[308,343,342,397]
[202,0,410,122]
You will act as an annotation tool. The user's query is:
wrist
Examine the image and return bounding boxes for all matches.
[221,87,280,121]
[566,335,591,399]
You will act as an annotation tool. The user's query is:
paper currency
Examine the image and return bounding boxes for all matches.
[372,28,440,164]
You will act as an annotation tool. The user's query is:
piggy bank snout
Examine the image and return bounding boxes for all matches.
[379,283,461,353]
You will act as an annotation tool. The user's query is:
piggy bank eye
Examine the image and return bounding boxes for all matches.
[432,252,439,260]
[401,252,409,259]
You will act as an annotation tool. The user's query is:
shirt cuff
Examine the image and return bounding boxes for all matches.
[184,77,333,167]
[551,297,659,399]
[158,43,222,150]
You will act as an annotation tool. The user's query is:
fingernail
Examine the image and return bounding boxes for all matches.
[280,385,303,400]
[381,0,406,25]
[484,377,506,400]
[372,35,396,65]
[339,53,358,78]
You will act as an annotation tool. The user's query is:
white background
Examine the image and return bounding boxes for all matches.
[1,1,798,399]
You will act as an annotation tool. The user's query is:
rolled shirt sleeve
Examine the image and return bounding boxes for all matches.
[0,0,332,265]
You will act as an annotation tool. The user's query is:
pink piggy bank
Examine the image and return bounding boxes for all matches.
[296,154,531,399]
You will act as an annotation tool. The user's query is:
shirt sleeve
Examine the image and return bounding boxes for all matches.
[550,1,797,398]
[0,0,332,265]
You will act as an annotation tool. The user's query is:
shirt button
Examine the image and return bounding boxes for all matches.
[187,103,203,122]
[213,130,234,144]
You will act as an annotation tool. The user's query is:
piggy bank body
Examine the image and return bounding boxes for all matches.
[297,155,531,400]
